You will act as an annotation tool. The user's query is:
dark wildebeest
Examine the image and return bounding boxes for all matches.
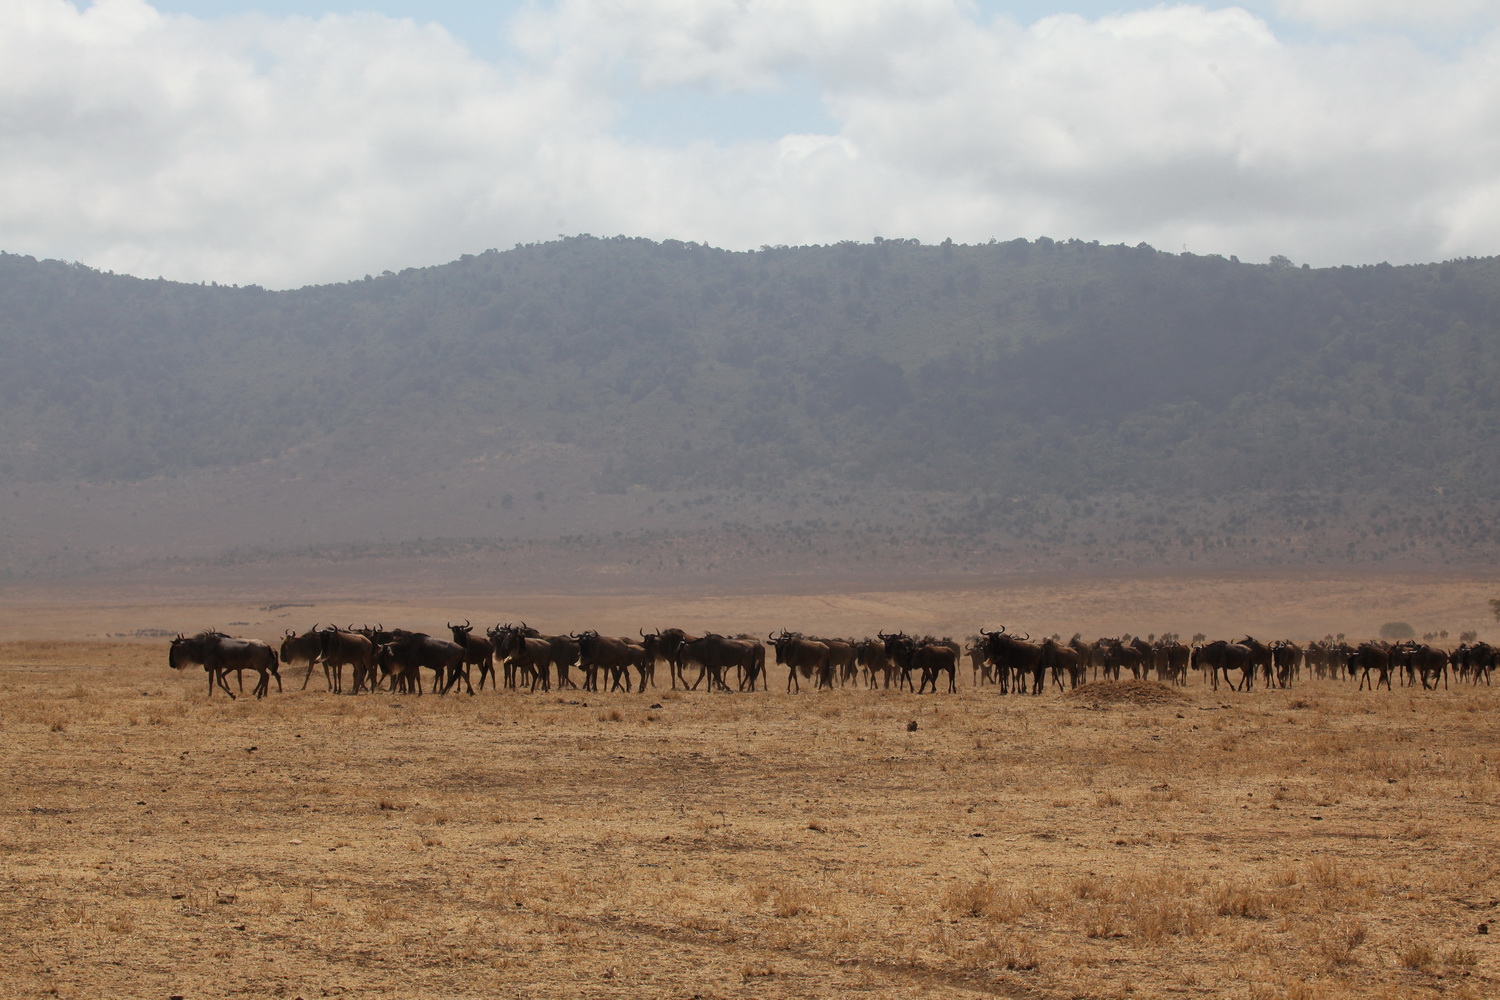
[319,626,377,694]
[1453,642,1494,685]
[1351,642,1394,691]
[882,632,959,694]
[817,637,859,688]
[641,628,699,690]
[1270,641,1302,689]
[771,631,832,693]
[1236,636,1275,688]
[676,633,764,692]
[1156,639,1191,686]
[979,627,1046,695]
[170,630,280,700]
[1066,634,1095,688]
[857,638,895,689]
[1193,640,1255,691]
[384,630,470,695]
[448,620,496,691]
[1041,637,1084,691]
[374,642,420,693]
[280,626,325,691]
[964,636,994,687]
[1394,641,1448,690]
[573,631,648,693]
[488,624,553,692]
[544,631,580,690]
[1128,636,1157,680]
[1101,637,1145,682]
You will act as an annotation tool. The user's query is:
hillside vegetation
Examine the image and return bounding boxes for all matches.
[3,237,1498,579]
[5,236,1499,493]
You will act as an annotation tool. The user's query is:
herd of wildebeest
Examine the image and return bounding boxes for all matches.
[164,621,1496,701]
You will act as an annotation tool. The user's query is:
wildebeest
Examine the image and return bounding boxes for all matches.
[1453,642,1494,685]
[488,624,553,692]
[447,620,496,691]
[857,638,896,689]
[319,626,378,694]
[1192,640,1255,692]
[573,631,650,692]
[674,633,764,692]
[383,630,470,695]
[1393,641,1448,690]
[280,626,325,691]
[170,630,281,699]
[1270,640,1302,689]
[641,628,698,690]
[820,638,860,688]
[964,636,994,687]
[1237,636,1275,688]
[881,631,958,693]
[1351,641,1394,691]
[1066,634,1095,688]
[1156,639,1191,686]
[1040,637,1084,691]
[979,627,1046,695]
[770,631,832,693]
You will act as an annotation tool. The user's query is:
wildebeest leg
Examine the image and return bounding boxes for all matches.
[209,667,236,699]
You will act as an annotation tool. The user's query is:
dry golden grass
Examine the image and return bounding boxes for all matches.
[1,638,1498,999]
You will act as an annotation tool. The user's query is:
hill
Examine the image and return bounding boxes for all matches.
[2,237,1498,581]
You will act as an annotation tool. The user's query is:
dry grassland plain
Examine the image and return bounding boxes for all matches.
[2,576,1498,1000]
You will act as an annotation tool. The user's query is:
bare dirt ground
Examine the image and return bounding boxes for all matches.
[2,574,1498,999]
[0,567,1494,644]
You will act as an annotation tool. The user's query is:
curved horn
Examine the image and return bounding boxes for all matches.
[463,618,471,629]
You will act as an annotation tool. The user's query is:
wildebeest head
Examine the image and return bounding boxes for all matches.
[168,633,192,671]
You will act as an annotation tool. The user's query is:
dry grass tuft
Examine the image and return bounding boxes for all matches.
[1311,918,1367,968]
[1212,883,1275,920]
[942,879,998,918]
[1398,939,1436,971]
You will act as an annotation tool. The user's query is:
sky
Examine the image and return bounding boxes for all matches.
[3,0,1497,288]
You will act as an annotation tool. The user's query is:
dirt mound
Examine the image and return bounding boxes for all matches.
[1065,679,1190,706]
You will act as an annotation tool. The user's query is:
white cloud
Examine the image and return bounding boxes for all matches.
[0,0,1497,286]
[1272,0,1490,30]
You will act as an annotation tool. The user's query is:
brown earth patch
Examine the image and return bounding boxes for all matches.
[1065,680,1192,706]
[2,637,1499,1000]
